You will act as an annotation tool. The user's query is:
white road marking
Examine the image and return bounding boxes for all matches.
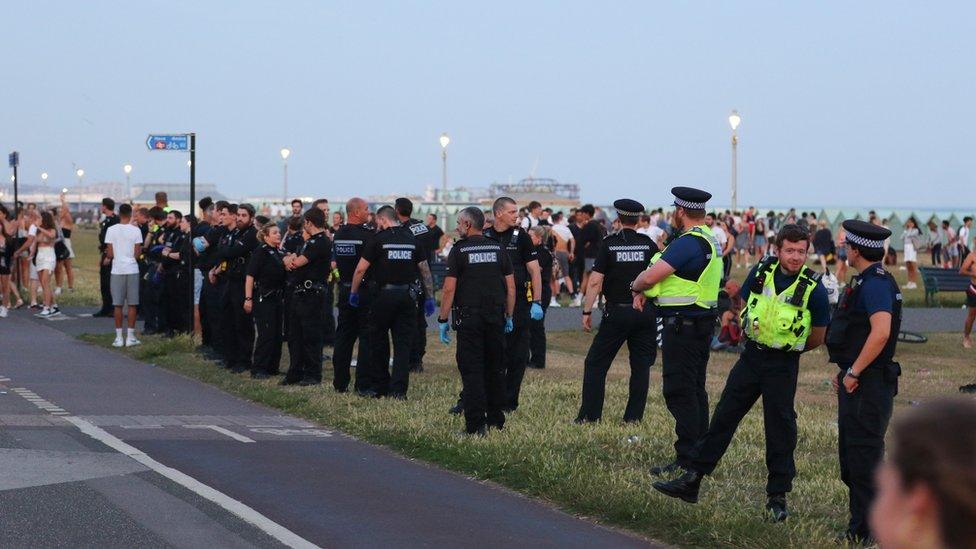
[119,425,164,429]
[183,425,256,443]
[65,417,317,549]
[249,428,333,438]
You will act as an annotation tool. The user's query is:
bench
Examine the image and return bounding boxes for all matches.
[919,267,972,306]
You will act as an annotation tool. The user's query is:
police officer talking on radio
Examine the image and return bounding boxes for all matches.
[332,197,375,394]
[437,207,516,435]
[630,187,723,477]
[282,207,332,386]
[826,219,902,545]
[652,223,830,522]
[350,205,435,399]
[484,196,544,412]
[576,199,659,424]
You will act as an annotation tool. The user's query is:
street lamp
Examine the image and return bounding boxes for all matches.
[75,169,84,212]
[41,172,48,185]
[280,148,290,203]
[439,133,450,217]
[728,110,741,213]
[123,164,132,200]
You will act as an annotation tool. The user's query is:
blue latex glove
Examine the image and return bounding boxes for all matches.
[439,321,451,345]
[424,297,436,317]
[504,317,514,334]
[530,302,544,321]
[349,293,360,307]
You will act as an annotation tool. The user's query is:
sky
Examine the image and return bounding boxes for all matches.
[1,1,974,208]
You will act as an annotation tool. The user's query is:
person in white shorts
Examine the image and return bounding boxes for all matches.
[901,217,921,289]
[33,212,59,317]
[104,204,144,347]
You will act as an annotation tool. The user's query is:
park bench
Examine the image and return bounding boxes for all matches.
[919,266,972,306]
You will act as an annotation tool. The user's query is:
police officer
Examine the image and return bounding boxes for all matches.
[245,222,286,379]
[576,199,658,424]
[630,187,723,476]
[827,219,902,544]
[484,196,544,412]
[214,204,258,373]
[527,226,553,370]
[332,197,376,394]
[161,210,190,335]
[394,198,437,373]
[437,207,516,435]
[350,206,434,399]
[93,198,119,317]
[142,207,169,334]
[282,207,332,386]
[280,214,305,375]
[200,201,233,363]
[652,224,830,522]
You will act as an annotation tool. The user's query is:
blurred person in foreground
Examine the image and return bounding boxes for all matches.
[870,397,976,549]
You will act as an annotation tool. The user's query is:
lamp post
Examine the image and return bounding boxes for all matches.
[75,169,84,212]
[280,148,290,203]
[41,172,48,204]
[439,133,450,219]
[728,110,741,213]
[123,164,132,201]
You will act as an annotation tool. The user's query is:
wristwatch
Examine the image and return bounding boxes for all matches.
[437,317,449,324]
[244,297,253,302]
[582,310,592,316]
[845,367,859,379]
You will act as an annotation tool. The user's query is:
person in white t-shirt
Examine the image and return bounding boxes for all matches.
[636,214,665,250]
[103,204,144,347]
[520,200,543,229]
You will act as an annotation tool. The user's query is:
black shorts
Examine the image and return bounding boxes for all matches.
[968,284,976,308]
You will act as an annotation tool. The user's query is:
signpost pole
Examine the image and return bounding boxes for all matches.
[188,133,196,335]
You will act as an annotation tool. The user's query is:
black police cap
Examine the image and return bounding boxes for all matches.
[613,199,645,217]
[671,186,711,210]
[842,219,891,249]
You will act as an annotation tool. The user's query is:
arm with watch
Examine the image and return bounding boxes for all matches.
[842,311,893,393]
[243,274,255,314]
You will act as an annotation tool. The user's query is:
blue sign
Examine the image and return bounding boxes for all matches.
[8,151,18,167]
[146,134,190,151]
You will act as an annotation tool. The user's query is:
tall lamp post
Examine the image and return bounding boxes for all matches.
[41,172,48,204]
[280,148,290,203]
[123,164,132,202]
[728,110,741,213]
[75,169,84,213]
[439,133,450,219]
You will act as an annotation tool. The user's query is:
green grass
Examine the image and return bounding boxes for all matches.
[79,329,976,548]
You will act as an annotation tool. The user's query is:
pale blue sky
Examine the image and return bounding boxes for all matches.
[1,1,973,207]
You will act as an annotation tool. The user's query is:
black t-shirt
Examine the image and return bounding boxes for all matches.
[446,235,513,307]
[593,229,658,304]
[332,223,375,284]
[361,226,423,286]
[162,230,188,271]
[99,214,120,251]
[281,231,304,254]
[247,244,286,291]
[580,220,605,259]
[483,226,537,287]
[535,244,553,302]
[402,218,431,259]
[427,224,444,255]
[217,226,258,280]
[293,231,331,284]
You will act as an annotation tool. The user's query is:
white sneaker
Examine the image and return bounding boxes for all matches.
[0,306,7,318]
[570,295,582,307]
[37,308,53,318]
[112,336,125,347]
[54,287,62,297]
[549,297,561,308]
[125,336,142,347]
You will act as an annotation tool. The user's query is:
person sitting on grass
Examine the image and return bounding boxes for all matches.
[103,203,144,347]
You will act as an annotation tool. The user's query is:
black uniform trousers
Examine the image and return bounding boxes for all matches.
[455,307,506,433]
[837,365,897,541]
[661,314,715,468]
[369,288,415,396]
[691,342,800,494]
[220,278,254,372]
[251,292,283,375]
[285,290,326,383]
[503,300,532,410]
[204,278,226,360]
[333,284,372,392]
[142,272,166,334]
[577,304,656,423]
[409,287,427,369]
[528,289,552,369]
[163,270,190,335]
[199,272,219,349]
[98,258,113,314]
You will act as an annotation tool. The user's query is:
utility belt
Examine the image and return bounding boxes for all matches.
[662,314,715,336]
[381,283,411,291]
[254,285,283,302]
[744,339,797,355]
[451,303,505,330]
[293,280,326,295]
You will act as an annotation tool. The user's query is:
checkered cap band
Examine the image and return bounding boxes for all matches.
[615,208,643,216]
[673,198,707,209]
[846,232,886,249]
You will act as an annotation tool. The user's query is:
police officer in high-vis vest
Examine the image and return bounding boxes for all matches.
[652,224,830,522]
[576,199,659,424]
[827,219,902,544]
[630,187,722,477]
[437,206,516,436]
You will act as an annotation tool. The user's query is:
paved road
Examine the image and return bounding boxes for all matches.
[0,310,653,548]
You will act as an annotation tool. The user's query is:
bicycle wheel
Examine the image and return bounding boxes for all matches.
[897,331,928,344]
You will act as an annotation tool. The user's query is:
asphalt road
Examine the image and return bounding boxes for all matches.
[1,309,654,549]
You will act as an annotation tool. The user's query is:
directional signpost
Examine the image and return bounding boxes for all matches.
[8,151,19,212]
[147,133,195,327]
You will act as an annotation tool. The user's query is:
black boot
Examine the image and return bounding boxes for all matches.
[448,400,464,415]
[652,470,702,503]
[766,493,788,522]
[649,461,681,477]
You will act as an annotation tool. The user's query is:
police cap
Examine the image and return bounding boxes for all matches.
[671,186,711,210]
[613,199,645,217]
[842,219,890,249]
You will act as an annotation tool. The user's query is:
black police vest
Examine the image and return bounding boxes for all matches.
[826,269,902,368]
[454,237,508,309]
[485,227,528,282]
